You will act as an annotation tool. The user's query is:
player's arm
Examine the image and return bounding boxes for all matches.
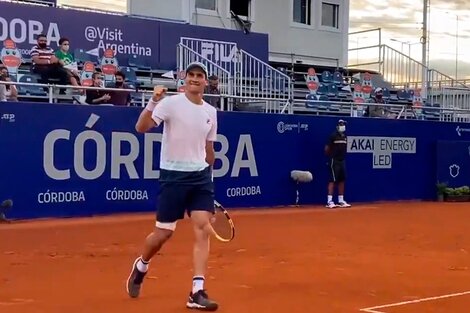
[324,144,331,156]
[205,109,218,166]
[135,86,167,133]
[205,141,215,166]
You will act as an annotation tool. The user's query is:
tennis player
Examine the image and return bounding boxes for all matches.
[126,61,219,311]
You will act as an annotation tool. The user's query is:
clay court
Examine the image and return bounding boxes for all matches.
[1,202,469,313]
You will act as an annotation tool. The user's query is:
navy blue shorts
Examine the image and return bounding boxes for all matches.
[156,167,214,224]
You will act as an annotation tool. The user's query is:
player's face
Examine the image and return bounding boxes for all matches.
[185,69,207,94]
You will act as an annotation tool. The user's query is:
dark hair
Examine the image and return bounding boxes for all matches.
[37,34,47,40]
[115,71,125,80]
[92,72,102,80]
[208,75,218,80]
[58,37,70,45]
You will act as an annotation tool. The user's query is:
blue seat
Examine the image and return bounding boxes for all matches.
[321,70,332,83]
[128,54,152,70]
[74,48,96,66]
[397,89,411,100]
[328,84,338,97]
[333,71,343,84]
[305,94,318,109]
[17,74,47,96]
[382,87,391,99]
[317,95,331,110]
[120,66,139,84]
[316,83,328,95]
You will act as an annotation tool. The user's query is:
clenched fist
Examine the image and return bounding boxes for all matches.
[152,85,167,102]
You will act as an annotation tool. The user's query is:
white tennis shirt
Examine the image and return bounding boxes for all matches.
[151,93,217,172]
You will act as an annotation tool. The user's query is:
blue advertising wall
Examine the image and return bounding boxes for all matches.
[1,102,470,220]
[436,140,470,188]
[0,2,269,70]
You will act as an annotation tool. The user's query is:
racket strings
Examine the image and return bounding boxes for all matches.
[211,210,233,240]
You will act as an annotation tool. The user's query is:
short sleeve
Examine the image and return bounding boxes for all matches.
[151,97,172,126]
[206,108,217,142]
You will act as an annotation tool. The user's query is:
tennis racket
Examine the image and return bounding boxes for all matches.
[209,200,235,242]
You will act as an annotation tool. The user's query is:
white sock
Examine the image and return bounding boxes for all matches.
[192,276,205,293]
[338,195,344,203]
[327,195,333,203]
[136,257,149,273]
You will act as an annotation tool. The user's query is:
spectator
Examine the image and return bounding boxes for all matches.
[0,66,17,101]
[108,71,131,106]
[85,72,111,105]
[54,37,80,88]
[366,87,393,118]
[204,75,220,109]
[30,34,69,87]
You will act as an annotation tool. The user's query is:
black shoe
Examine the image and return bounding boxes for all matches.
[186,289,218,311]
[126,258,147,298]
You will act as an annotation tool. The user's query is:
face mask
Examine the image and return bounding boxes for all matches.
[38,43,47,48]
[338,125,346,133]
[376,94,383,99]
[115,81,123,87]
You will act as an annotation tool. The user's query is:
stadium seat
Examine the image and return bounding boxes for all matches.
[128,55,152,71]
[327,84,338,97]
[305,93,317,108]
[321,70,332,83]
[316,83,328,95]
[120,67,139,85]
[397,89,411,101]
[17,74,48,96]
[74,48,96,66]
[333,71,343,85]
[382,87,391,99]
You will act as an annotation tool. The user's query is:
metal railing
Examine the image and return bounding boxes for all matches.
[176,43,233,97]
[2,81,470,124]
[348,28,468,98]
[177,37,294,113]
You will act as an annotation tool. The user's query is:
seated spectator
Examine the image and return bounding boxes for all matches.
[204,75,221,109]
[85,72,111,105]
[108,71,131,106]
[366,87,387,118]
[30,34,69,87]
[55,37,80,88]
[0,66,17,101]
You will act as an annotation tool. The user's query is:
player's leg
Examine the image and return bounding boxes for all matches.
[126,183,188,298]
[326,159,337,208]
[185,182,218,311]
[336,162,351,207]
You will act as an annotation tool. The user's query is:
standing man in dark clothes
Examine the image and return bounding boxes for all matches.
[324,119,352,208]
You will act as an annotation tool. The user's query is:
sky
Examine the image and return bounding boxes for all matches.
[349,0,470,79]
[56,0,470,79]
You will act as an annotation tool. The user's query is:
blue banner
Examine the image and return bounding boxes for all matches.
[0,2,269,70]
[436,140,470,187]
[159,24,269,70]
[1,102,470,220]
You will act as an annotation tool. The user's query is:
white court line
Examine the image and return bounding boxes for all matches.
[359,291,470,313]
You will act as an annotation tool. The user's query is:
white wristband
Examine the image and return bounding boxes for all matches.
[145,99,159,112]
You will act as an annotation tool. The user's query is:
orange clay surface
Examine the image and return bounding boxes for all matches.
[1,202,469,313]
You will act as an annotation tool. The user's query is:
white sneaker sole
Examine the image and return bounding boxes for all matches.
[186,301,218,311]
[126,257,141,298]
